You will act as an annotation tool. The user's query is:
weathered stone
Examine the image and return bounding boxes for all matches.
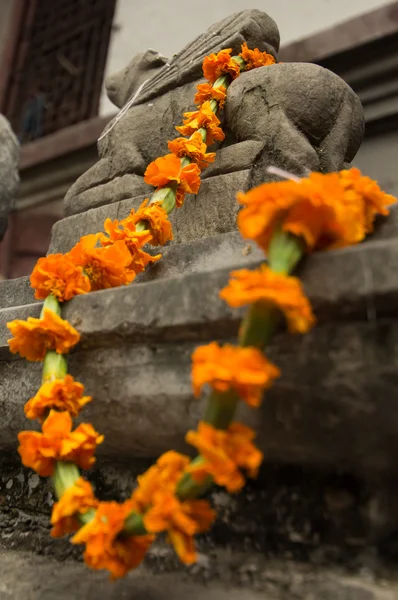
[61,8,363,237]
[52,170,251,253]
[0,547,397,599]
[0,115,19,240]
[0,275,36,309]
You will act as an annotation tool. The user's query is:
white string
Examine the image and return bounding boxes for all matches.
[266,166,301,182]
[98,78,151,142]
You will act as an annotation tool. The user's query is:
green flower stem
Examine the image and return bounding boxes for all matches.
[122,512,148,536]
[203,389,239,429]
[176,456,213,499]
[40,293,61,318]
[42,351,68,383]
[52,461,81,499]
[239,303,278,349]
[268,228,305,274]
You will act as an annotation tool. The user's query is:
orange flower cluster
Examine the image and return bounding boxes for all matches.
[192,342,280,407]
[51,477,98,538]
[238,169,396,252]
[186,422,263,493]
[72,499,154,579]
[131,451,215,564]
[202,48,241,83]
[144,42,277,215]
[7,309,80,361]
[144,153,201,208]
[30,254,90,302]
[18,410,103,476]
[175,101,225,146]
[239,42,276,71]
[194,83,227,109]
[28,198,173,302]
[220,265,316,334]
[168,131,216,170]
[126,199,173,246]
[24,375,92,422]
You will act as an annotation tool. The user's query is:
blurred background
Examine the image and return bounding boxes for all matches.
[0,0,397,279]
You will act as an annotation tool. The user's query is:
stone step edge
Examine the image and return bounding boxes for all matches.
[0,230,265,310]
[1,236,398,359]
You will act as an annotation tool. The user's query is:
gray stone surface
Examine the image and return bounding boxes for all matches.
[0,115,19,240]
[0,276,35,310]
[52,170,251,253]
[0,547,397,600]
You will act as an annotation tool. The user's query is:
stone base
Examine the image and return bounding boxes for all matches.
[1,549,398,600]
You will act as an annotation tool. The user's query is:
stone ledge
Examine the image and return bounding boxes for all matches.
[3,319,398,473]
[2,235,398,355]
[0,548,397,600]
[49,170,250,254]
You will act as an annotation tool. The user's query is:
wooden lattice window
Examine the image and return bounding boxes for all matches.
[1,0,116,142]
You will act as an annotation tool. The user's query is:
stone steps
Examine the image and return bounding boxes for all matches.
[1,233,398,471]
[1,547,397,599]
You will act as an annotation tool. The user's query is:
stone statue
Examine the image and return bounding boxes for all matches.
[0,115,19,241]
[63,9,364,226]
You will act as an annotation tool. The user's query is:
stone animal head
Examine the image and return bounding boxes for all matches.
[105,10,280,110]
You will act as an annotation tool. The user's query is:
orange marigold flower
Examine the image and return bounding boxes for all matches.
[239,42,276,71]
[220,265,316,335]
[101,220,161,273]
[18,410,103,476]
[30,253,90,302]
[51,477,98,538]
[186,421,263,493]
[339,167,396,232]
[7,308,80,362]
[131,450,190,513]
[202,48,241,83]
[237,171,374,252]
[194,83,227,109]
[72,500,154,579]
[144,153,201,208]
[68,234,136,290]
[168,131,216,170]
[24,374,92,422]
[144,492,215,564]
[175,101,225,146]
[127,199,173,246]
[191,342,280,408]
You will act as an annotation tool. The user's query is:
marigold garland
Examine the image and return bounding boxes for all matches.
[6,41,397,580]
[24,374,92,422]
[144,153,202,208]
[7,308,80,361]
[175,101,225,146]
[72,500,155,579]
[237,170,395,252]
[51,477,98,538]
[186,422,263,493]
[126,199,173,246]
[220,265,316,334]
[191,342,280,407]
[30,254,90,302]
[18,410,103,476]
